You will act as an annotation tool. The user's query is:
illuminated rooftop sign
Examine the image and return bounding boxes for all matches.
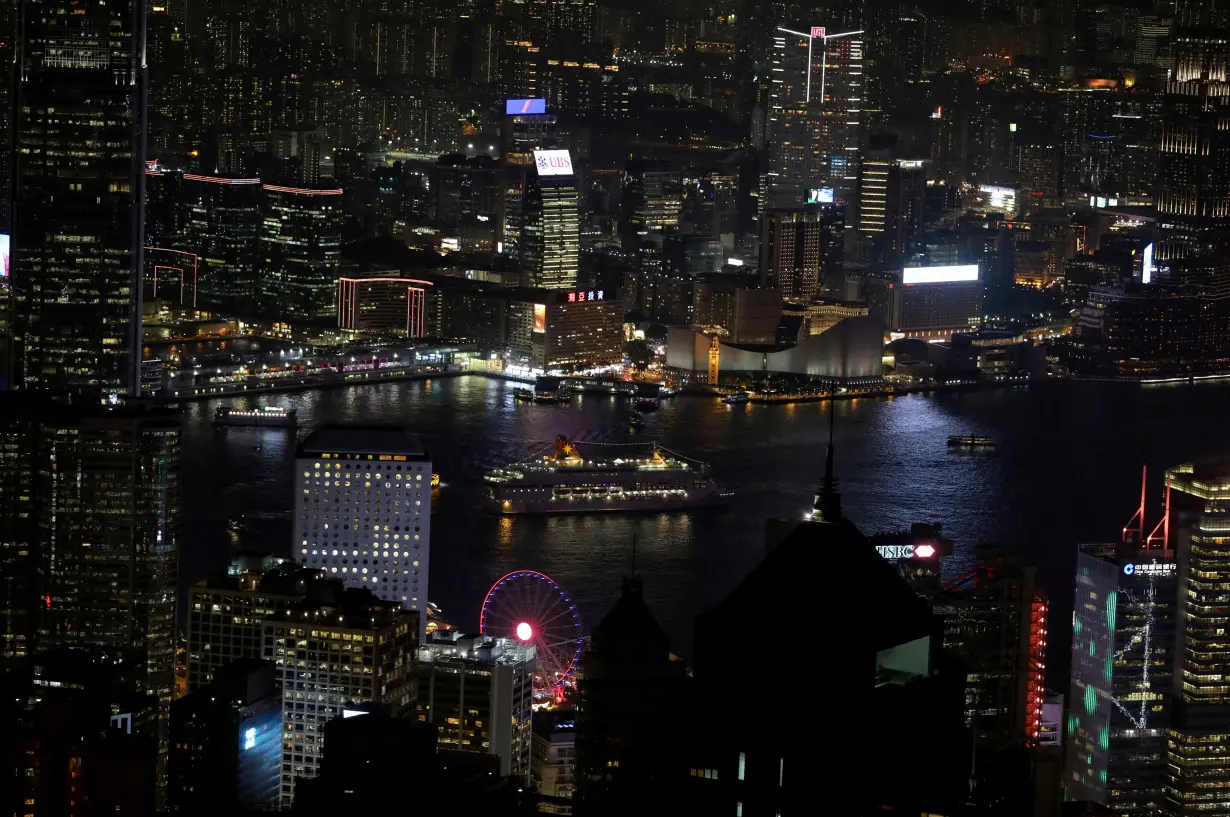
[506,98,546,115]
[876,543,937,560]
[1123,562,1174,577]
[901,265,980,285]
[533,149,574,177]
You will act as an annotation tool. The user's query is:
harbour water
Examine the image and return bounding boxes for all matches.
[181,375,1230,675]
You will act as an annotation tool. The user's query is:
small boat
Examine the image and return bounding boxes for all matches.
[513,388,535,403]
[635,397,660,411]
[628,412,645,429]
[228,515,249,533]
[723,393,750,405]
[948,435,996,448]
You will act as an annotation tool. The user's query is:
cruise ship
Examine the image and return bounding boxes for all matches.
[485,436,732,515]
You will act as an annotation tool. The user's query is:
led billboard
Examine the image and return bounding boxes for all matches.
[506,98,546,115]
[533,149,574,176]
[533,303,547,333]
[1142,242,1154,284]
[901,265,980,285]
[0,233,9,277]
[807,188,835,204]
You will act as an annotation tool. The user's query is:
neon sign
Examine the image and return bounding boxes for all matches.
[566,290,603,303]
[811,26,825,38]
[876,543,937,560]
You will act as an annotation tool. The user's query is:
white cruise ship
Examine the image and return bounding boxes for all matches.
[485,436,732,515]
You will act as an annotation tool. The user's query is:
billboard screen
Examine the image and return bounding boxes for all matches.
[533,303,546,333]
[807,188,835,204]
[978,184,1016,213]
[0,233,9,277]
[533,149,574,176]
[1142,242,1155,284]
[901,265,980,285]
[506,98,546,115]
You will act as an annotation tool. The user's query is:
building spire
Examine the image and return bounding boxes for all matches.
[813,386,842,523]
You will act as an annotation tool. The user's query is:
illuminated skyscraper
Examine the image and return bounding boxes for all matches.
[1157,32,1230,261]
[11,0,147,400]
[1165,459,1230,817]
[293,427,432,637]
[522,150,580,289]
[182,174,261,314]
[766,27,864,206]
[260,183,343,322]
[762,205,845,301]
[1066,542,1178,815]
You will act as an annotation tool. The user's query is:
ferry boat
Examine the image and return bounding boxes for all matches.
[947,434,997,448]
[635,397,660,411]
[214,406,298,428]
[723,393,750,404]
[485,436,732,515]
[513,388,535,403]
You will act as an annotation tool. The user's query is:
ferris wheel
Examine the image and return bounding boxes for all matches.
[479,570,583,693]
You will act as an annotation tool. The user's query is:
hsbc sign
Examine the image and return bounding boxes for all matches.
[876,543,937,561]
[533,149,574,177]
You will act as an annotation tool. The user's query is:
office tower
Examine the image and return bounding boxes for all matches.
[623,160,684,239]
[260,183,344,322]
[416,631,535,779]
[293,427,432,633]
[815,30,864,206]
[766,26,863,206]
[522,150,581,289]
[186,553,341,691]
[858,146,927,267]
[0,398,40,671]
[336,275,434,337]
[763,206,845,302]
[532,711,577,804]
[169,659,281,813]
[433,155,502,229]
[12,647,160,815]
[1166,460,1230,817]
[1066,543,1178,814]
[182,173,261,314]
[11,0,147,399]
[1157,32,1230,261]
[35,404,181,807]
[864,265,984,341]
[264,591,417,807]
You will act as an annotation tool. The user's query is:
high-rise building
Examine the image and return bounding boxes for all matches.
[186,552,342,691]
[522,150,581,289]
[264,591,417,807]
[169,659,282,813]
[416,631,535,779]
[33,403,181,807]
[864,264,984,341]
[260,183,343,322]
[532,711,577,805]
[763,206,845,302]
[623,160,683,239]
[1066,543,1178,815]
[11,0,148,399]
[293,427,432,634]
[859,149,927,267]
[766,27,863,206]
[1166,459,1230,817]
[182,173,261,314]
[1157,32,1230,261]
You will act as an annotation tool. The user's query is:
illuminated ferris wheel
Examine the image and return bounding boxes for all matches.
[479,570,583,693]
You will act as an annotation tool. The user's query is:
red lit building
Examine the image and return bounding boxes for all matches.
[337,276,434,337]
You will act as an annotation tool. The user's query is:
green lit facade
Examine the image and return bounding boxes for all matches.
[1066,543,1177,815]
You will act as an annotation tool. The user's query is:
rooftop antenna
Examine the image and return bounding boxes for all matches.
[813,382,843,523]
[1146,474,1172,550]
[1123,465,1147,545]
